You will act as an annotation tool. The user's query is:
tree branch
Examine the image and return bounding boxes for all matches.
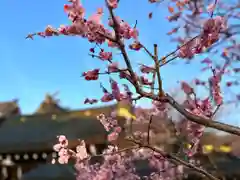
[127,137,220,180]
[153,44,164,96]
[104,0,240,137]
[105,1,144,95]
[147,114,154,144]
[164,93,240,136]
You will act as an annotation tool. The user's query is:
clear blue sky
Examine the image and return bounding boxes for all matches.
[0,0,239,127]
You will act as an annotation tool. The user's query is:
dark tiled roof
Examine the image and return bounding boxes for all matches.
[184,152,240,177]
[22,164,76,180]
[0,110,108,153]
[0,102,134,154]
[202,153,240,175]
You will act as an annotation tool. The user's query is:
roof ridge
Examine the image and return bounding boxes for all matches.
[16,103,118,118]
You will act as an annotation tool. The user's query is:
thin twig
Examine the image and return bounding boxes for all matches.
[105,0,143,95]
[132,95,143,103]
[206,153,225,179]
[147,114,154,144]
[164,94,240,136]
[88,53,112,63]
[151,45,157,94]
[141,43,155,59]
[159,55,178,67]
[70,145,139,162]
[212,104,221,117]
[127,138,220,180]
[80,69,128,77]
[210,0,219,18]
[97,31,117,43]
[157,35,199,63]
[102,0,240,137]
[153,44,164,96]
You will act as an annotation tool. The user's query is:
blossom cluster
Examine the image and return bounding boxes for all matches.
[178,16,227,59]
[178,78,221,156]
[52,135,89,164]
[30,0,138,45]
[29,0,240,179]
[52,111,184,180]
[97,113,122,142]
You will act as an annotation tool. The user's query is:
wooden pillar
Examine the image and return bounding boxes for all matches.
[1,155,15,180]
[16,166,22,180]
[1,166,8,180]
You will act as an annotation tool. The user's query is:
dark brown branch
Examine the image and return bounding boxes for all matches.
[105,0,143,95]
[212,104,221,117]
[70,145,139,162]
[141,43,155,59]
[153,44,164,96]
[164,94,240,136]
[127,138,220,180]
[210,0,219,18]
[132,95,143,103]
[97,31,117,43]
[167,153,219,180]
[147,114,154,144]
[150,45,157,94]
[130,91,240,136]
[104,0,240,138]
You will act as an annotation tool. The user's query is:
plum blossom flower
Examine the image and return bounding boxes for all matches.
[139,76,153,86]
[58,135,68,146]
[129,28,139,40]
[88,8,103,24]
[76,140,89,160]
[108,62,119,73]
[122,84,133,100]
[101,93,114,102]
[140,65,155,74]
[99,50,113,62]
[97,113,122,142]
[181,81,194,95]
[53,135,71,164]
[108,132,119,141]
[207,3,216,14]
[110,78,122,101]
[100,83,114,102]
[107,0,118,9]
[82,69,100,81]
[64,0,85,19]
[209,68,223,106]
[201,57,212,65]
[119,71,138,85]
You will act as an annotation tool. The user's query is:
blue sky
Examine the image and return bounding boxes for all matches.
[0,0,239,127]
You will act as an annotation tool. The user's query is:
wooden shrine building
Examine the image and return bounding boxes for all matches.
[1,95,240,180]
[0,95,129,180]
[0,99,21,125]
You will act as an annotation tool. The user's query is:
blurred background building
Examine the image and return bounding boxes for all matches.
[0,94,240,180]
